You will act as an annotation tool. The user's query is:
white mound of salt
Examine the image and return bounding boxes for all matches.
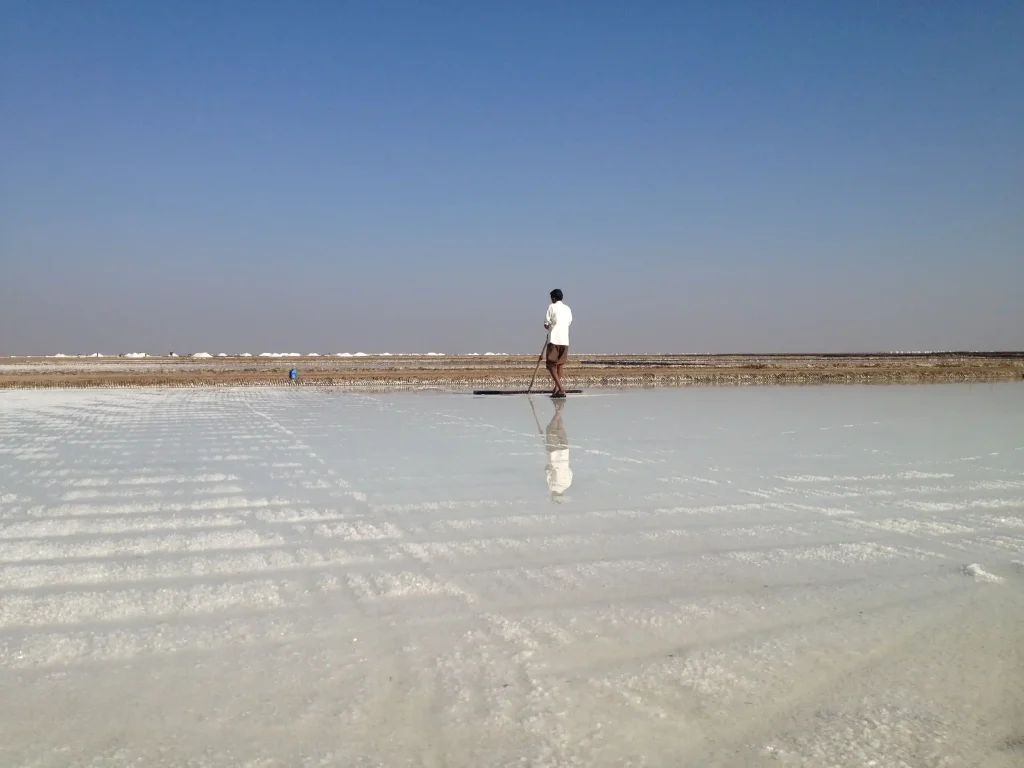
[191,352,213,358]
[353,352,368,357]
[306,353,320,357]
[962,564,1005,584]
[239,353,253,357]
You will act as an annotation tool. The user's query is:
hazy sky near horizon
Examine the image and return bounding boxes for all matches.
[2,1,1022,355]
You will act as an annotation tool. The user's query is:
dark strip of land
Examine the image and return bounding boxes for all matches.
[1,353,1022,390]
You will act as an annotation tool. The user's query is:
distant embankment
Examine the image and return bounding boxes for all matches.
[1,353,1022,390]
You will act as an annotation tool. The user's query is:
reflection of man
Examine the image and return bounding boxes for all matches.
[544,399,572,498]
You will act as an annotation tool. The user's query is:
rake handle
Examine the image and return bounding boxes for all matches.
[526,339,547,393]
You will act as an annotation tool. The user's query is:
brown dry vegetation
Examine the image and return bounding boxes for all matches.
[2,353,1022,390]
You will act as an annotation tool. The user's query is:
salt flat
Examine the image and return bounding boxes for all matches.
[1,384,1022,767]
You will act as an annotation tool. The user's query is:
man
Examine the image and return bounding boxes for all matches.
[543,288,572,397]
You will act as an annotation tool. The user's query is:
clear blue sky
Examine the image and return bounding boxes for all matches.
[2,1,1021,354]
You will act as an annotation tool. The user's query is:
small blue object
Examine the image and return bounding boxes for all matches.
[289,368,298,380]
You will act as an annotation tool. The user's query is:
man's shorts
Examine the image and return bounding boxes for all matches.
[546,343,568,365]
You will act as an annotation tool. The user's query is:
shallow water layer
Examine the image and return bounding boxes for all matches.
[1,384,1022,767]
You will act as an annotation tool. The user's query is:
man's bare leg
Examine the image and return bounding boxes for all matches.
[546,361,563,395]
[547,362,566,396]
[556,363,566,394]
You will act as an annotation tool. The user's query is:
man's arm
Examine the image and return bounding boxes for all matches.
[544,304,556,330]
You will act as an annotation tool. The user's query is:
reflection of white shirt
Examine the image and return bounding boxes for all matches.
[546,448,572,494]
[545,301,572,346]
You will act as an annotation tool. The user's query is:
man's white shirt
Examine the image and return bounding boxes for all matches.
[545,301,572,346]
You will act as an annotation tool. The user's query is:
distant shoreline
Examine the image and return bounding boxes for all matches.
[2,353,1021,390]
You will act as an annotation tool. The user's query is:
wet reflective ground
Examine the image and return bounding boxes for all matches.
[2,384,1022,766]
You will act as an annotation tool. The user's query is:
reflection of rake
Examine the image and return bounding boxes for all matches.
[528,394,544,436]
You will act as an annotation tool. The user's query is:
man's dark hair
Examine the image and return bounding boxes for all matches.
[550,289,563,301]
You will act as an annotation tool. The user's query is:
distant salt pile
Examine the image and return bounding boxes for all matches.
[191,352,213,359]
[86,353,104,358]
[216,353,228,357]
[484,352,507,356]
[378,352,393,357]
[306,353,320,357]
[239,353,253,357]
[122,352,148,358]
[334,352,353,357]
[258,352,277,358]
[353,352,368,357]
[425,352,445,357]
[50,353,69,358]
